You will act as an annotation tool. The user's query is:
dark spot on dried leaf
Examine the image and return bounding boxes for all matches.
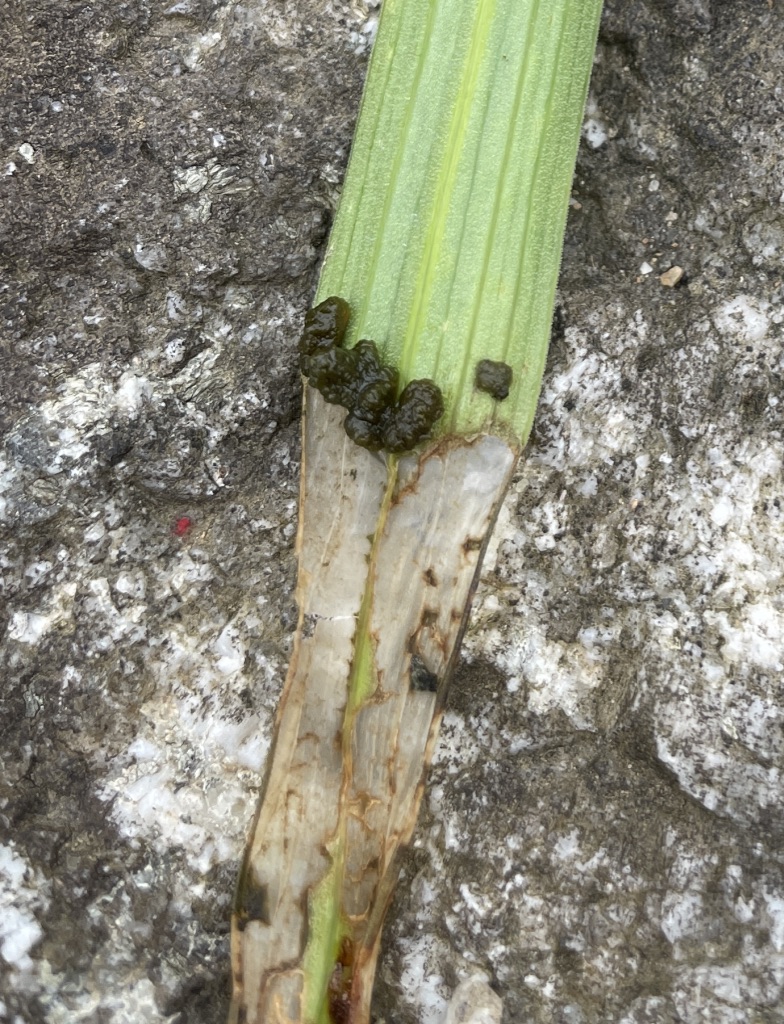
[234,871,270,929]
[410,654,438,693]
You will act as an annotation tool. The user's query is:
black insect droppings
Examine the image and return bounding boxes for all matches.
[299,296,444,453]
[474,359,513,400]
[410,654,439,693]
[234,871,270,930]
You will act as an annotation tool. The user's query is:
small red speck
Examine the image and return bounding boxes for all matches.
[173,516,193,537]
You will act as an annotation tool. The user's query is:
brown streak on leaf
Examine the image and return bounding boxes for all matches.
[391,433,491,505]
[297,730,322,746]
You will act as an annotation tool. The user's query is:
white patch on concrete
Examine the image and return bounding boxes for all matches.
[7,582,77,645]
[183,30,223,71]
[661,891,704,944]
[41,365,153,452]
[43,973,162,1024]
[352,11,382,54]
[99,612,273,873]
[443,974,503,1024]
[713,295,771,344]
[491,619,610,731]
[0,364,157,524]
[582,95,609,149]
[213,624,245,675]
[398,934,449,1024]
[553,829,581,862]
[762,890,784,952]
[0,845,48,973]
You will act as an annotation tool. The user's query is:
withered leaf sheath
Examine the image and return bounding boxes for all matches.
[299,296,444,453]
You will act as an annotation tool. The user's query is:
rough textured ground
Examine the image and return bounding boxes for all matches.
[1,1,783,1022]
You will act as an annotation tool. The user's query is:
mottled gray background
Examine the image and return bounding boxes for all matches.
[2,1,783,1022]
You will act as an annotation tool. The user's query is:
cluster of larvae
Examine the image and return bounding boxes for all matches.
[299,296,445,453]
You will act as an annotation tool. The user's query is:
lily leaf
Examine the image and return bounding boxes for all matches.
[229,2,603,1022]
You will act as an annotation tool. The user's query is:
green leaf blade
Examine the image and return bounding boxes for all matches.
[318,0,603,444]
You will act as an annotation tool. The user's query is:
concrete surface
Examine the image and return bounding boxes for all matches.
[2,1,783,1022]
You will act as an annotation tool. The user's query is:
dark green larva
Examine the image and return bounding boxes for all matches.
[298,295,351,377]
[474,359,513,400]
[299,296,444,453]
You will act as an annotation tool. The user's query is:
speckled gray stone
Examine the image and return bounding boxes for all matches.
[2,2,783,1024]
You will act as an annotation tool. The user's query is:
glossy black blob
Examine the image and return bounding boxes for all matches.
[355,366,399,417]
[475,358,513,400]
[306,346,360,405]
[300,296,444,453]
[343,412,384,450]
[344,379,444,453]
[308,339,391,412]
[299,295,351,375]
[382,380,445,453]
